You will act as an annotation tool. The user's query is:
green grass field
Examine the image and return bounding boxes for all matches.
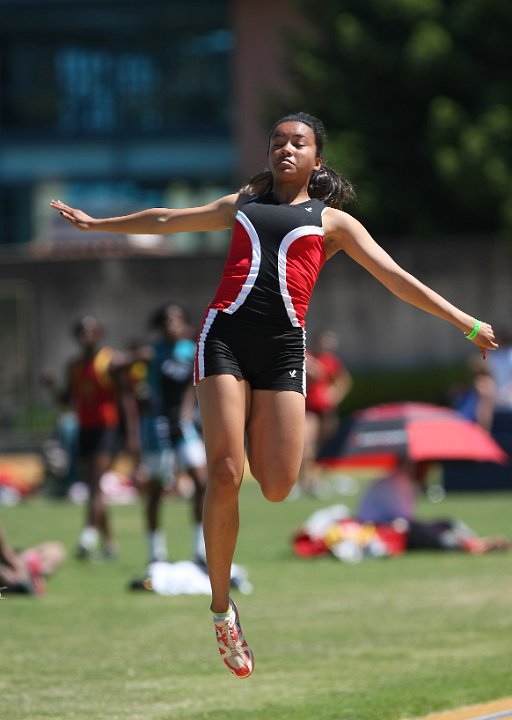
[1,477,511,720]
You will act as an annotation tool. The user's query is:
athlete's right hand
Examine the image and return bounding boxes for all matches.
[50,199,95,231]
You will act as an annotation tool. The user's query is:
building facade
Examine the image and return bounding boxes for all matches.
[0,0,295,250]
[0,0,297,436]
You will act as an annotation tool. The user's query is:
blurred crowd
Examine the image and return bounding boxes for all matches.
[2,312,512,594]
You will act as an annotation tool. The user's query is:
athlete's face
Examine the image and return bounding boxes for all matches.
[268,121,322,182]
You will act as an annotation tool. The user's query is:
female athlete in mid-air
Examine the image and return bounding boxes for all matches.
[51,111,497,678]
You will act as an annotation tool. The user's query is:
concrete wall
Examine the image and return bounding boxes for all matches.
[1,234,511,399]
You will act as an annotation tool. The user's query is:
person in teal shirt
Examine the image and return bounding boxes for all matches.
[136,302,207,566]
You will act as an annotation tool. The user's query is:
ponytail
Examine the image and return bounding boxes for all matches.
[308,163,355,209]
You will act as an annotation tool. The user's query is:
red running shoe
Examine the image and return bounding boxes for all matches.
[213,598,254,678]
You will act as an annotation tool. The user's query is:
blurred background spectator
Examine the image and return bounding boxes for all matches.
[356,459,511,554]
[131,302,208,567]
[43,316,146,559]
[450,356,496,431]
[444,330,512,492]
[295,329,352,497]
[0,521,66,595]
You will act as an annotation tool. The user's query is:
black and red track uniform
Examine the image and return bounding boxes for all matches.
[195,193,327,394]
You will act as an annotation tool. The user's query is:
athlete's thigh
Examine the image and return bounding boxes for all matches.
[195,374,251,473]
[246,389,305,483]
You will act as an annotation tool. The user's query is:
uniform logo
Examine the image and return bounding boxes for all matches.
[289,369,297,378]
[305,207,313,212]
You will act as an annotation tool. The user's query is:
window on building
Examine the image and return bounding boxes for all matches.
[0,3,233,137]
[0,0,234,247]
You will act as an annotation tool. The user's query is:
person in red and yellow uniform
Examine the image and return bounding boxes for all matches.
[70,345,120,432]
[60,316,143,559]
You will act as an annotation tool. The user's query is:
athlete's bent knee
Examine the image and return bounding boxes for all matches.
[259,477,296,503]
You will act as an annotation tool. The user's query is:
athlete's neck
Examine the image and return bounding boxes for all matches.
[271,184,311,206]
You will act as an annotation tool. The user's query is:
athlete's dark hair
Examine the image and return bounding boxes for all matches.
[240,112,355,209]
[149,302,190,331]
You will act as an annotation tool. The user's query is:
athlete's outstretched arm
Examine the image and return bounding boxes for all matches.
[323,207,498,357]
[49,194,240,235]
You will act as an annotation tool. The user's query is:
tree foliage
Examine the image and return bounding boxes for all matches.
[283,0,512,236]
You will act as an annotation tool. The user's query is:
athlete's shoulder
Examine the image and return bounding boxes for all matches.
[322,206,362,237]
[235,192,259,211]
[321,207,362,258]
[206,192,242,228]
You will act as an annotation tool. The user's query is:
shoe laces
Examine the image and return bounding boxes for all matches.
[215,613,244,657]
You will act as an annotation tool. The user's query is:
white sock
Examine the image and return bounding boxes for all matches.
[148,530,168,563]
[213,605,234,622]
[79,526,99,551]
[193,523,206,562]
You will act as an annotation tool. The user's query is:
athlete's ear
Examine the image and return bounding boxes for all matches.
[314,156,322,171]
